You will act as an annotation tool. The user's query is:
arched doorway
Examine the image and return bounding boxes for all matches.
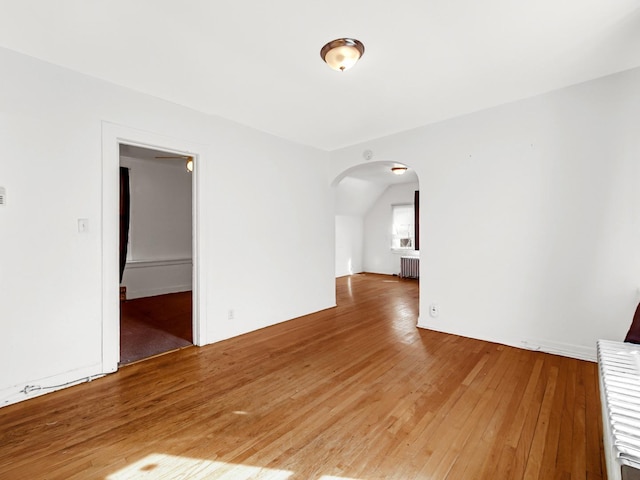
[332,161,421,318]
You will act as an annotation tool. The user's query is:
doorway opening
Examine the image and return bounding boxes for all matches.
[101,122,207,374]
[118,144,194,365]
[332,161,420,318]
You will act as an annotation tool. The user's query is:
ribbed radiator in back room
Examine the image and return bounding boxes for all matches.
[597,339,640,480]
[400,256,419,279]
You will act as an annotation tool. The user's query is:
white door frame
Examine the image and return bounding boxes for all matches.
[101,121,208,373]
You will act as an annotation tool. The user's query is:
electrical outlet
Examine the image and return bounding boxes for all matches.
[228,309,235,320]
[429,304,439,318]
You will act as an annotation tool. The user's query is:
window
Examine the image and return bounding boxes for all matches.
[391,204,415,249]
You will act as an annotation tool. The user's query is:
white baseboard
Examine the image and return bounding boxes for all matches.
[122,258,192,299]
[518,338,596,362]
[416,321,596,362]
[126,284,192,299]
[0,364,107,408]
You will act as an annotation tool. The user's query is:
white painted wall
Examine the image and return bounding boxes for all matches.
[0,47,335,406]
[335,215,363,277]
[334,176,387,216]
[363,182,420,275]
[120,155,193,298]
[3,44,638,410]
[333,175,387,277]
[329,67,640,361]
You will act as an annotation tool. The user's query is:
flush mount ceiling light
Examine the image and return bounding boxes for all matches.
[320,38,365,72]
[391,166,408,175]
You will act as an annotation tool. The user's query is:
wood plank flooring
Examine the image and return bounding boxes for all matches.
[120,292,193,365]
[121,292,193,343]
[0,274,605,479]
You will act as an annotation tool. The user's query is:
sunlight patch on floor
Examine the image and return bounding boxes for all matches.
[106,453,293,480]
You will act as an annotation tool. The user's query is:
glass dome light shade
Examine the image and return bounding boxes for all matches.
[321,38,365,72]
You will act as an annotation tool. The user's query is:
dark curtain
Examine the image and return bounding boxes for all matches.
[414,190,420,251]
[119,167,130,284]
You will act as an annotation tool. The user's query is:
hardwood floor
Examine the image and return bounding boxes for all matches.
[121,292,193,343]
[120,292,193,365]
[0,274,604,479]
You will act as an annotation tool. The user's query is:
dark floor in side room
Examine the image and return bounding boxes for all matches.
[120,291,193,365]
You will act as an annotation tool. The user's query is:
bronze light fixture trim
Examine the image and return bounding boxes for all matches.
[391,166,408,175]
[320,38,365,72]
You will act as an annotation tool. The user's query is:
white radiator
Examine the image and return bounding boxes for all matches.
[597,339,640,480]
[400,256,419,279]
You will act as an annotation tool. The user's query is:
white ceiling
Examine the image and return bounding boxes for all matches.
[1,1,640,151]
[120,144,191,167]
[340,162,419,186]
[334,163,419,216]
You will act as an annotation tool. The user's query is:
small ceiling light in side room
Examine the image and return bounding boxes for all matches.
[320,38,365,72]
[154,153,194,173]
[391,166,407,175]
